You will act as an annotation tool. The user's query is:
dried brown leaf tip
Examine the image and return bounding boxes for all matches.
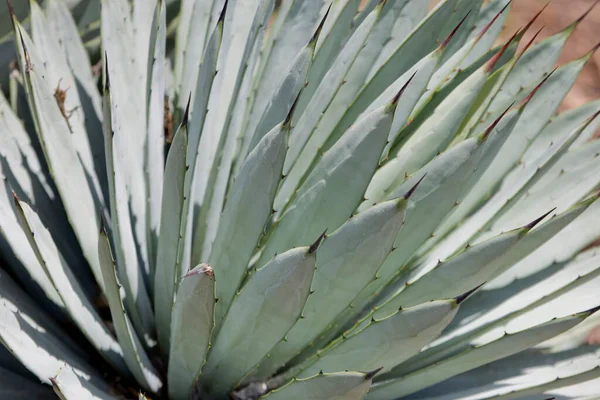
[185,264,214,278]
[516,1,549,39]
[475,0,512,41]
[518,25,544,60]
[164,97,174,144]
[519,70,554,107]
[576,0,599,25]
[485,30,518,73]
[440,11,471,50]
[92,59,102,78]
[481,103,514,142]
[18,29,33,73]
[8,60,18,73]
[54,79,77,133]
[11,190,19,206]
[6,0,15,19]
[8,60,19,80]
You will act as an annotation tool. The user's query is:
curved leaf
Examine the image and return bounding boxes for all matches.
[98,226,162,393]
[15,199,127,374]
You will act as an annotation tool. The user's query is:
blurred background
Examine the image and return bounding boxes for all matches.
[497,0,600,112]
[497,0,600,343]
[422,0,600,113]
[360,0,600,114]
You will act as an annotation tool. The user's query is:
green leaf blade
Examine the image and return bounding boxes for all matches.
[202,247,316,395]
[154,118,189,354]
[168,264,216,400]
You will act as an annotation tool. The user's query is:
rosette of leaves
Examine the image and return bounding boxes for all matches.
[0,0,599,399]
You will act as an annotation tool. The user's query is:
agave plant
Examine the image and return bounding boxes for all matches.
[1,0,600,398]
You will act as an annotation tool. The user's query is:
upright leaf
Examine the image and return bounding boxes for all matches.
[188,0,274,263]
[276,5,381,212]
[168,264,216,400]
[145,0,167,276]
[180,11,224,273]
[102,0,151,285]
[103,60,155,341]
[154,111,189,353]
[258,99,394,268]
[202,247,316,395]
[15,199,128,375]
[209,118,289,330]
[12,16,103,294]
[256,198,408,379]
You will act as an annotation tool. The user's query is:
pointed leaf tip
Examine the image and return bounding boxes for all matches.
[365,367,384,380]
[182,94,191,127]
[441,11,471,49]
[525,207,557,230]
[5,0,14,19]
[103,54,111,92]
[486,30,518,72]
[588,40,600,56]
[585,304,600,315]
[218,0,228,23]
[517,1,549,38]
[309,2,331,48]
[517,25,545,61]
[520,70,554,107]
[17,25,32,73]
[283,90,302,129]
[481,102,514,141]
[389,70,418,111]
[587,109,600,125]
[309,230,327,254]
[476,0,512,40]
[404,173,426,200]
[99,209,106,234]
[455,282,486,305]
[576,0,599,24]
[5,0,19,30]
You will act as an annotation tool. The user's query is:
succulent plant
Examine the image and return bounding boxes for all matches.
[1,0,600,399]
